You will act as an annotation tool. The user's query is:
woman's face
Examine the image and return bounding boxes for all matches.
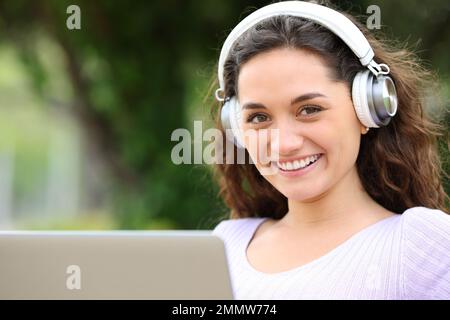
[238,48,366,201]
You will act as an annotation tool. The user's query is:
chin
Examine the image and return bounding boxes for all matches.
[281,189,323,202]
[274,178,330,202]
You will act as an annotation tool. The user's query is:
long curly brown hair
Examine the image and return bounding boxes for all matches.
[206,2,449,220]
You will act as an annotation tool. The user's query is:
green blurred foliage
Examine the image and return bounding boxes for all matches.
[0,0,448,229]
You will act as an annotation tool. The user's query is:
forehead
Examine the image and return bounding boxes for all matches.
[237,48,335,101]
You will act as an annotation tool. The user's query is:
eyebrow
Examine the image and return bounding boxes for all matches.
[241,92,327,110]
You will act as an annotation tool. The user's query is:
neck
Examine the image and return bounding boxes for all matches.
[283,166,387,232]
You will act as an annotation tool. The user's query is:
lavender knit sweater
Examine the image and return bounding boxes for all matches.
[212,206,450,299]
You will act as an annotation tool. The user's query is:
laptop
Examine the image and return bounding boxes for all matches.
[0,230,233,300]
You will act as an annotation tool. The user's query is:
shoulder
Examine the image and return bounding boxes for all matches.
[400,206,450,299]
[401,206,450,240]
[212,217,266,241]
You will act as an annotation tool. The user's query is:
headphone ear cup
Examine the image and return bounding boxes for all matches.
[220,97,245,148]
[370,74,398,124]
[352,70,379,128]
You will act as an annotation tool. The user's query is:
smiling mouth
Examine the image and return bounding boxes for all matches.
[275,153,323,172]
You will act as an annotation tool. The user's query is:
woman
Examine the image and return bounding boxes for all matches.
[210,1,450,299]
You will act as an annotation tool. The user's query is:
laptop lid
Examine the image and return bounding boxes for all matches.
[0,231,233,300]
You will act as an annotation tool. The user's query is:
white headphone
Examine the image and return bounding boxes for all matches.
[215,1,398,149]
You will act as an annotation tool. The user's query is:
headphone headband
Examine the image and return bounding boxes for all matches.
[216,1,388,99]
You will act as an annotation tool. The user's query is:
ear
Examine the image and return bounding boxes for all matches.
[360,124,370,135]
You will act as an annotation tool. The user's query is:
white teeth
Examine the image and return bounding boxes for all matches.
[277,154,320,171]
[299,159,305,167]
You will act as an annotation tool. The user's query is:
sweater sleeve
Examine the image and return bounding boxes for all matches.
[212,219,232,239]
[401,207,450,299]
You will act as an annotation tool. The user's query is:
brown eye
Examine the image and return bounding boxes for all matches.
[298,105,322,116]
[247,113,269,124]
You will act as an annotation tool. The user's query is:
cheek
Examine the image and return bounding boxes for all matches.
[326,120,362,171]
[243,129,273,166]
[301,119,361,176]
[306,121,335,154]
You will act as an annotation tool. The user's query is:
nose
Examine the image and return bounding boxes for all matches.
[270,121,304,157]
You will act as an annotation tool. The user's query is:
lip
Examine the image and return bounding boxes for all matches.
[276,153,323,164]
[273,153,323,178]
